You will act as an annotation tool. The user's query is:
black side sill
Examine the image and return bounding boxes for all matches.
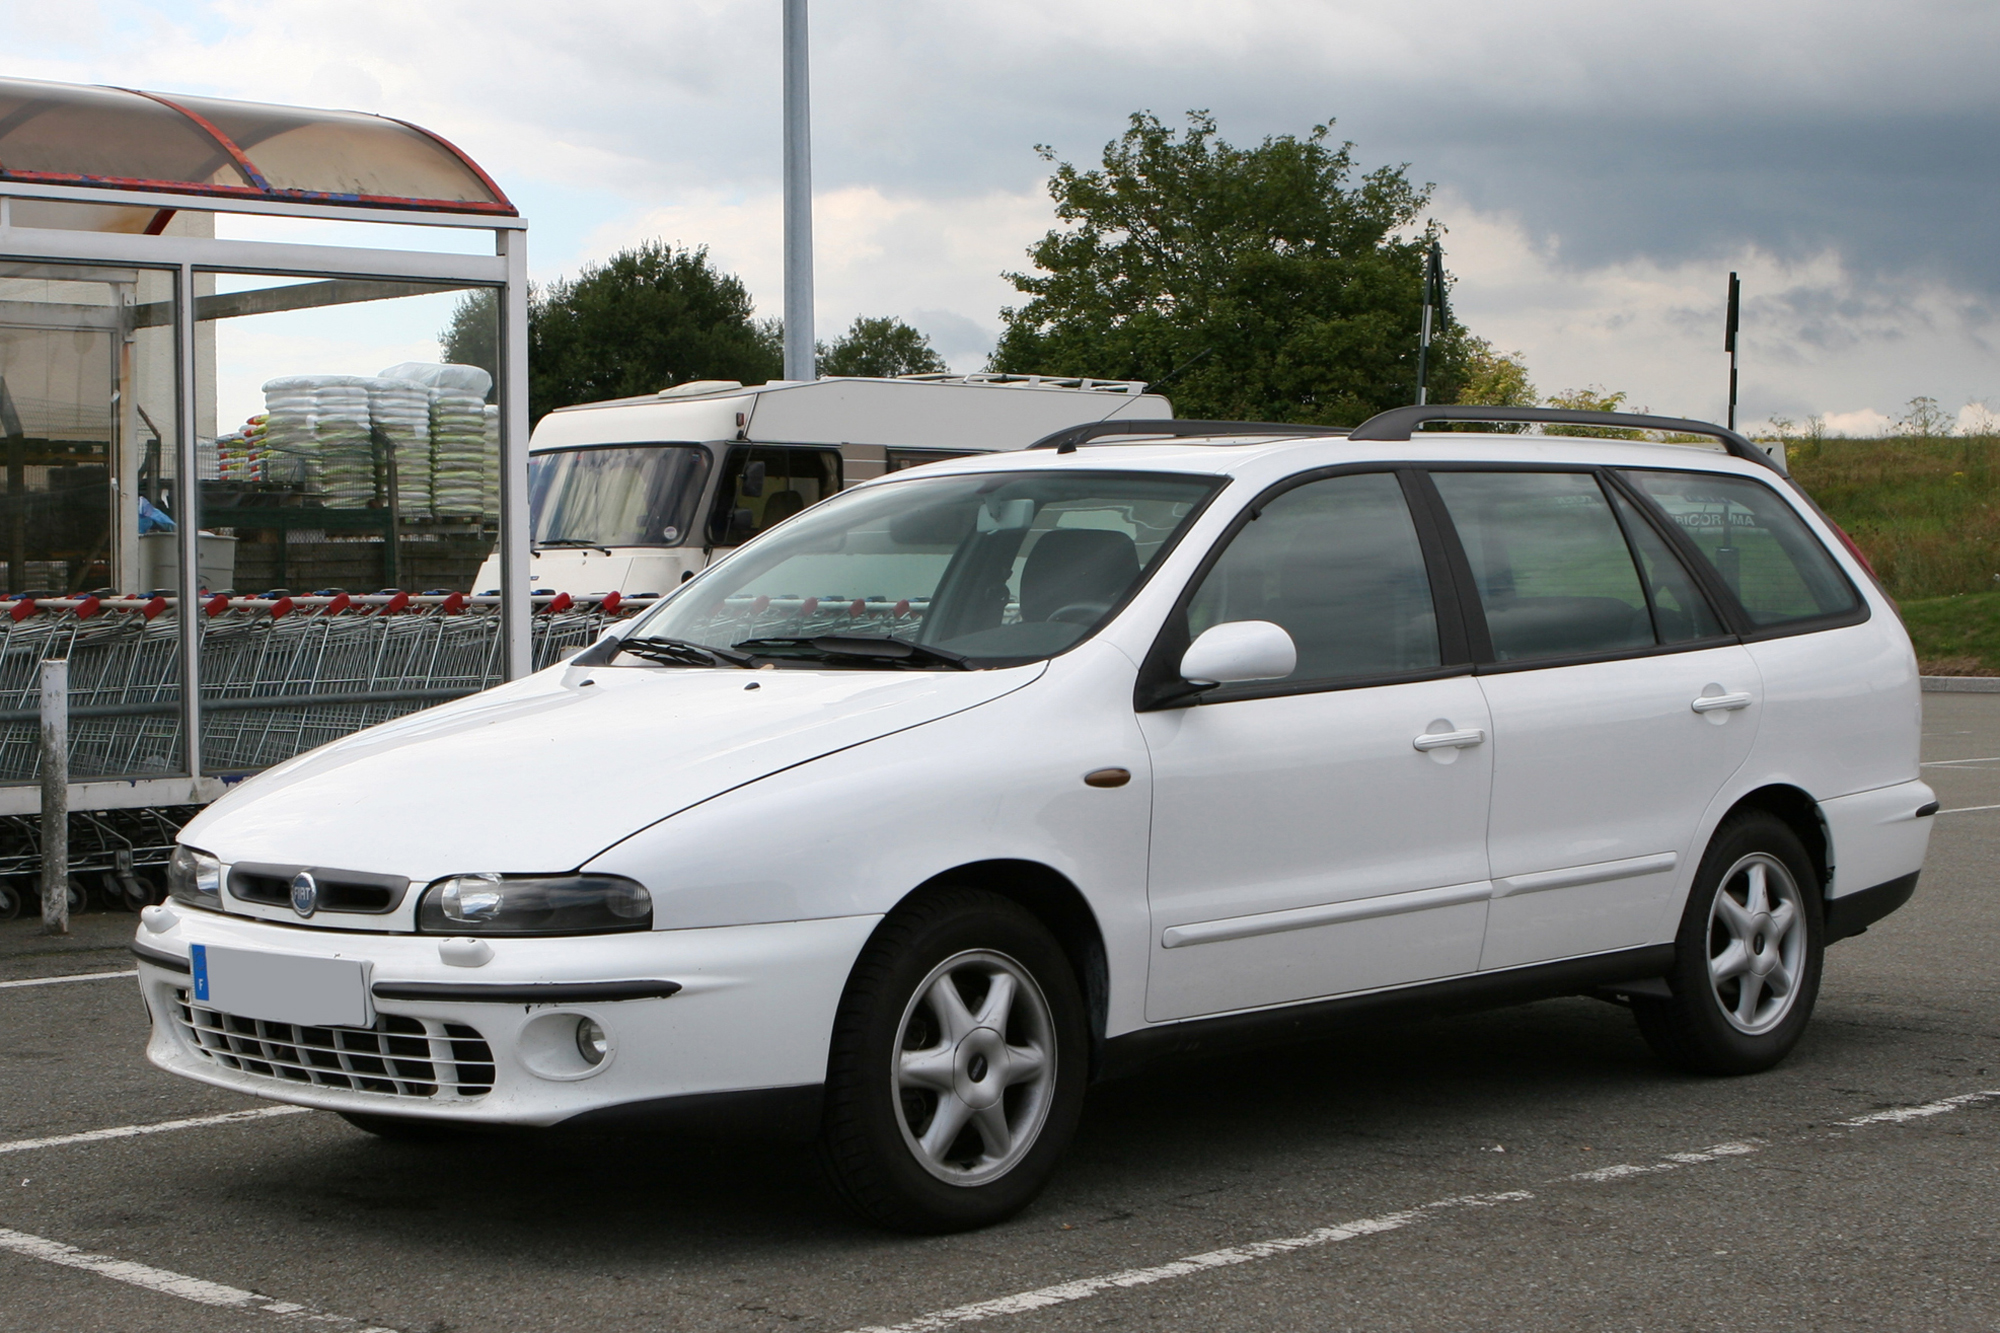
[1098,943,1675,1082]
[1825,872,1919,945]
[131,942,191,973]
[369,979,682,1004]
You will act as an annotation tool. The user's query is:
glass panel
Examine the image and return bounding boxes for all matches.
[635,470,1219,665]
[708,447,841,546]
[1609,489,1725,643]
[1621,470,1859,628]
[195,273,501,773]
[1186,472,1439,682]
[170,95,504,205]
[0,259,184,784]
[0,78,253,188]
[1432,471,1654,661]
[530,446,711,549]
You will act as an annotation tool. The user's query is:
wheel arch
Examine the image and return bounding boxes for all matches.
[1717,784,1831,896]
[888,860,1111,1079]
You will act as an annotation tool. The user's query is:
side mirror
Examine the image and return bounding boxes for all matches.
[1179,620,1297,687]
[741,460,768,499]
[725,508,758,544]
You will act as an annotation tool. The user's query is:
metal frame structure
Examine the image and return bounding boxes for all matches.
[0,140,531,810]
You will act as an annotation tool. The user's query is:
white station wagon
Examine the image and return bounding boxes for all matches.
[136,406,1936,1232]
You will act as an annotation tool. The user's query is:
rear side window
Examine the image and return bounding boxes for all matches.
[1620,470,1859,628]
[1608,489,1726,644]
[1186,471,1440,682]
[1431,471,1654,661]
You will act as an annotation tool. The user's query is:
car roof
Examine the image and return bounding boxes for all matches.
[862,431,1778,491]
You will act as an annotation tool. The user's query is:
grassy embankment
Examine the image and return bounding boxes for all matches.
[1788,435,2000,672]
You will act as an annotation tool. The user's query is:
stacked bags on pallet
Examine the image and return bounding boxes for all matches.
[377,362,492,517]
[258,364,496,517]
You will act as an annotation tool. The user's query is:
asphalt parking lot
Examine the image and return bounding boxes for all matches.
[1,694,1996,1333]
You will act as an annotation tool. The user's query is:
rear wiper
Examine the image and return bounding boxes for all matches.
[574,634,755,669]
[734,635,974,670]
[535,538,614,555]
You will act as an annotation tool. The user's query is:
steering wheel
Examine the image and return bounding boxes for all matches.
[1047,601,1112,625]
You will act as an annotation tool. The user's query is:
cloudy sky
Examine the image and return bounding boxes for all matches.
[12,0,2000,434]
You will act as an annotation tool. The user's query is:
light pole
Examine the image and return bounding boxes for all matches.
[782,0,816,382]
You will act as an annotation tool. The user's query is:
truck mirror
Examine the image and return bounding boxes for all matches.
[727,508,758,543]
[742,460,767,499]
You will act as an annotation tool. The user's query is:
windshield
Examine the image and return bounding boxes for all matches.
[529,445,712,548]
[629,469,1223,666]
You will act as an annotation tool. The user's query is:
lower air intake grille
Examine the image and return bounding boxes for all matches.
[172,989,494,1099]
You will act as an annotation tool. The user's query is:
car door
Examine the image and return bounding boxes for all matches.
[1423,468,1761,971]
[1139,469,1495,1021]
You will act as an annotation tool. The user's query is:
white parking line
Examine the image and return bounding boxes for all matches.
[1834,1089,2000,1126]
[1920,755,2000,767]
[840,1090,2000,1333]
[0,1105,309,1156]
[0,1227,396,1330]
[1936,803,2000,815]
[0,969,138,990]
[847,1191,1533,1333]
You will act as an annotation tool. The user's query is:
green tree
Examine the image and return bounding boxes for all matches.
[1455,337,1536,409]
[527,241,779,421]
[1545,385,1642,438]
[988,111,1476,424]
[817,316,948,377]
[1897,395,1954,438]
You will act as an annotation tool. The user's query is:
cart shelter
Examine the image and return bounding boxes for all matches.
[0,76,535,819]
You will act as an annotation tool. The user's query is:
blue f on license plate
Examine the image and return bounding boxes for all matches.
[189,945,372,1027]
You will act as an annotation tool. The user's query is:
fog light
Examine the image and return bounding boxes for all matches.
[575,1017,608,1065]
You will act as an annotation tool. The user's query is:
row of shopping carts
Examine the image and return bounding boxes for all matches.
[0,593,630,918]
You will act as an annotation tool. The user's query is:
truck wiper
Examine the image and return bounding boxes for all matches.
[734,635,974,670]
[534,538,614,555]
[579,634,755,669]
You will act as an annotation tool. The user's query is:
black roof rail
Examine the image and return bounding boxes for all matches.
[1028,419,1349,455]
[1346,405,1785,474]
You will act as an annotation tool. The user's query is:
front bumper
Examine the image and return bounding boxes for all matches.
[135,906,880,1126]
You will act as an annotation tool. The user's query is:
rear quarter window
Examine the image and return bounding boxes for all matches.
[1621,470,1860,628]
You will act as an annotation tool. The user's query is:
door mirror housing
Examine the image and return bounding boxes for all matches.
[1179,620,1298,687]
[741,460,768,499]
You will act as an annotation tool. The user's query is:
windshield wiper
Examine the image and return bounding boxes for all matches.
[734,635,974,670]
[575,635,755,669]
[534,537,614,555]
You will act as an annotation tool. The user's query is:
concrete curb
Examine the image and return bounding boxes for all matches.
[1922,676,2000,693]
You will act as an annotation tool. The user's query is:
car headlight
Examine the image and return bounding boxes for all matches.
[416,873,652,936]
[167,845,221,906]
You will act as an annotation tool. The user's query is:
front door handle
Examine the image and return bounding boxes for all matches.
[1690,691,1753,714]
[1414,727,1486,751]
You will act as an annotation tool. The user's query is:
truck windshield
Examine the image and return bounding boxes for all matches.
[628,469,1223,666]
[529,445,712,548]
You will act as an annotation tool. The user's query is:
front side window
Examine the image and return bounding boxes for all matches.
[634,469,1220,666]
[1620,470,1859,628]
[1185,471,1440,683]
[1432,471,1655,661]
[528,445,711,548]
[708,447,841,546]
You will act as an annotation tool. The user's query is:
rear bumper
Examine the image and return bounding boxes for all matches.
[134,907,879,1127]
[1825,872,1919,944]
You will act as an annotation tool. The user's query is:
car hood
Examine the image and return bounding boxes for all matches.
[182,660,1045,881]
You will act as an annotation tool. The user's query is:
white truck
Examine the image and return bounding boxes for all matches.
[472,374,1174,597]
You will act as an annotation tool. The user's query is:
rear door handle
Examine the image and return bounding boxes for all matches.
[1414,728,1486,751]
[1691,692,1753,714]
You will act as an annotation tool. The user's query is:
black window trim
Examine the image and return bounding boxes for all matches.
[1607,464,1871,642]
[1413,462,1746,676]
[1133,462,1473,712]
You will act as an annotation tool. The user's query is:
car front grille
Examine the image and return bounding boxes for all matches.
[171,988,494,1100]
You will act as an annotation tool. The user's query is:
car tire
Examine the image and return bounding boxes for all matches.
[1632,810,1825,1075]
[818,888,1088,1233]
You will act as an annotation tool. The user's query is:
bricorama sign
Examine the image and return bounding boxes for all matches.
[1665,505,1762,531]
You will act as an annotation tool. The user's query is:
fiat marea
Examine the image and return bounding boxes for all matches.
[136,407,1934,1232]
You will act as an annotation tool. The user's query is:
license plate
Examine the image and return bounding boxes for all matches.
[189,944,372,1027]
